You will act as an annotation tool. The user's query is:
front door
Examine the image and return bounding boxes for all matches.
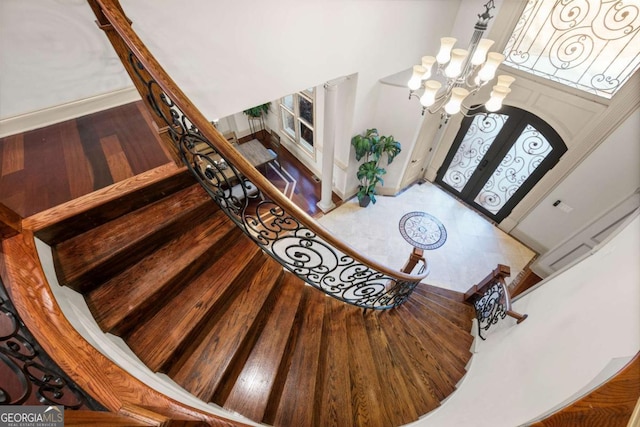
[436,106,567,223]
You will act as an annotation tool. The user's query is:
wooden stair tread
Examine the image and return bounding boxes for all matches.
[396,304,470,387]
[411,291,473,331]
[222,273,305,421]
[416,283,466,302]
[362,313,426,422]
[125,237,266,372]
[169,256,284,401]
[381,309,456,403]
[314,298,354,427]
[415,286,475,317]
[397,304,468,381]
[86,210,236,335]
[270,285,325,427]
[404,299,473,369]
[54,184,214,292]
[345,309,396,427]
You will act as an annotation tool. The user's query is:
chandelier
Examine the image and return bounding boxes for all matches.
[407,0,514,123]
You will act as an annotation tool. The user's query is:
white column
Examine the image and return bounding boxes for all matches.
[317,80,339,213]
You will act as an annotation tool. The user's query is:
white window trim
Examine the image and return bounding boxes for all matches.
[279,90,315,155]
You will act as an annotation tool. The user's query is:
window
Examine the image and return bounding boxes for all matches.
[279,89,315,153]
[503,0,640,99]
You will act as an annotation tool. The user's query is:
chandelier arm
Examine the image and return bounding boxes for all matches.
[459,102,489,118]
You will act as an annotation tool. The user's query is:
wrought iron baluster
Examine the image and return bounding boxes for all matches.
[0,279,104,409]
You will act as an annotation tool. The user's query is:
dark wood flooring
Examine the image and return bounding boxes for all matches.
[0,101,337,219]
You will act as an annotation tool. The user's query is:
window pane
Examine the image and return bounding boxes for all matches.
[473,124,553,214]
[300,121,314,148]
[442,113,509,192]
[299,95,313,125]
[503,0,640,98]
[281,108,296,139]
[282,94,294,111]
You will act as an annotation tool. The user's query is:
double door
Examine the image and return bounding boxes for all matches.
[436,106,566,223]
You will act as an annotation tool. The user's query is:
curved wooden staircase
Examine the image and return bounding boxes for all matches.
[50,173,475,427]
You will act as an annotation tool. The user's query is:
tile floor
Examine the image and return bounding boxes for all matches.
[317,182,536,293]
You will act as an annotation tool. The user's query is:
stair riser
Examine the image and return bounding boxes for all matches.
[35,171,196,246]
[56,201,219,294]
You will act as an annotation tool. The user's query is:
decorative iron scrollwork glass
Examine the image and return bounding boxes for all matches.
[442,113,508,191]
[473,123,553,214]
[503,0,640,98]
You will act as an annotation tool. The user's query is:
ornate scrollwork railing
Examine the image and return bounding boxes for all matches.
[0,279,104,409]
[94,0,428,310]
[473,282,508,340]
[466,264,528,340]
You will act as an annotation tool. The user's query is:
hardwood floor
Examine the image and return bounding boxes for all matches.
[0,102,170,217]
[0,101,337,219]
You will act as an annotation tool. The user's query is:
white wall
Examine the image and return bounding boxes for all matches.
[513,107,640,252]
[0,0,133,120]
[414,213,640,427]
[370,83,424,194]
[0,0,140,137]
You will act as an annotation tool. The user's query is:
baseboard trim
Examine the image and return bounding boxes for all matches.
[0,87,141,138]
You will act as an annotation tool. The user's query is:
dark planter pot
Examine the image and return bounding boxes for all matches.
[358,195,371,208]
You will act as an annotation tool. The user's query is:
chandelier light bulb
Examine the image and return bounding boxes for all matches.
[496,74,516,88]
[471,38,495,65]
[421,56,437,80]
[420,80,442,107]
[444,49,468,78]
[477,52,505,82]
[436,37,457,64]
[408,65,426,90]
[485,86,511,112]
[444,87,469,115]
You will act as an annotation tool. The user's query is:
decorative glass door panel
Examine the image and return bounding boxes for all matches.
[436,107,566,223]
[442,113,508,191]
[474,124,553,214]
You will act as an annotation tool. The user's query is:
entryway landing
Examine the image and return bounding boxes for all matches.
[317,181,536,293]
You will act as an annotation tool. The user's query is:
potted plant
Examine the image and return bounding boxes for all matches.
[351,128,402,207]
[243,103,271,140]
[242,102,271,118]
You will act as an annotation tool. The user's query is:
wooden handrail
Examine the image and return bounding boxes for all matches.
[90,0,427,285]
